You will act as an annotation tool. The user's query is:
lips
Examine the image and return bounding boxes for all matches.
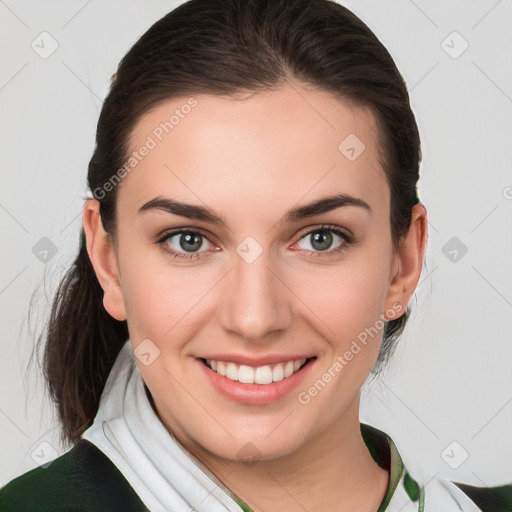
[197,355,317,404]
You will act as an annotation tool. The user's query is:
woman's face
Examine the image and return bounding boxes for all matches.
[92,82,421,463]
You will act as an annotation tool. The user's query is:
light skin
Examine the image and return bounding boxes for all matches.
[83,81,427,511]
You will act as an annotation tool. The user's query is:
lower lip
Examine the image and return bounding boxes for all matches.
[197,358,316,405]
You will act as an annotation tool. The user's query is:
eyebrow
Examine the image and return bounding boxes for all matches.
[138,193,372,226]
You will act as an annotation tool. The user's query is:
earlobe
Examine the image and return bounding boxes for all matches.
[82,199,127,321]
[384,204,428,317]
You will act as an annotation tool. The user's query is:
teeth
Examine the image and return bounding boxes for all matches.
[226,362,238,380]
[272,364,284,382]
[205,358,307,384]
[216,361,226,376]
[254,365,273,384]
[284,361,294,378]
[239,365,255,384]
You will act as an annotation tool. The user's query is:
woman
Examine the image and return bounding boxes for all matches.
[1,0,510,510]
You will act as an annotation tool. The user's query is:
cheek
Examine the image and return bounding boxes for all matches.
[120,249,215,342]
[295,258,390,335]
[290,250,392,390]
[293,268,388,414]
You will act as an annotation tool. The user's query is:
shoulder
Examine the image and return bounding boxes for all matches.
[420,474,512,512]
[362,422,512,512]
[0,439,148,511]
[451,480,512,512]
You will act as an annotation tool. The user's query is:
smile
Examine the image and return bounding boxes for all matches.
[203,358,308,385]
[198,356,316,404]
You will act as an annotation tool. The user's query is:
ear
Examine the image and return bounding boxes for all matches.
[82,199,127,321]
[384,203,428,320]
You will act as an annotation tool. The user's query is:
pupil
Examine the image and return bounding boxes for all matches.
[312,230,332,251]
[180,232,202,252]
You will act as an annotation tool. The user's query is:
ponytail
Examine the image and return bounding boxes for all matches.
[41,231,128,445]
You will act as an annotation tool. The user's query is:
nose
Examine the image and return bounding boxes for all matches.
[218,247,292,343]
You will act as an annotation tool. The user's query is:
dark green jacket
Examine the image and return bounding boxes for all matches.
[1,438,511,511]
[0,439,148,511]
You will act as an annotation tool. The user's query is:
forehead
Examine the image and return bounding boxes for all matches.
[117,83,389,224]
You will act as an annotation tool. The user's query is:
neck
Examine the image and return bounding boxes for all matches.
[163,392,389,512]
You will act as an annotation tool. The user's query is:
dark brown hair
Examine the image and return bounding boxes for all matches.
[33,0,422,446]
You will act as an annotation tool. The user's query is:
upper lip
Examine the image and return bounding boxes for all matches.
[198,354,316,367]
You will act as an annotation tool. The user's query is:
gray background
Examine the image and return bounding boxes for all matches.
[1,0,511,491]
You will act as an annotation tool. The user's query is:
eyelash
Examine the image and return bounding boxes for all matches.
[155,224,353,262]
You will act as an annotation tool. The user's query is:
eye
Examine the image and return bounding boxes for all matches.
[295,225,352,257]
[156,229,215,261]
[156,224,352,262]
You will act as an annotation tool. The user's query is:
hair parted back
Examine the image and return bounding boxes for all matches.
[34,0,422,445]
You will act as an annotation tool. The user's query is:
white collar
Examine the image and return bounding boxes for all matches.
[82,339,244,511]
